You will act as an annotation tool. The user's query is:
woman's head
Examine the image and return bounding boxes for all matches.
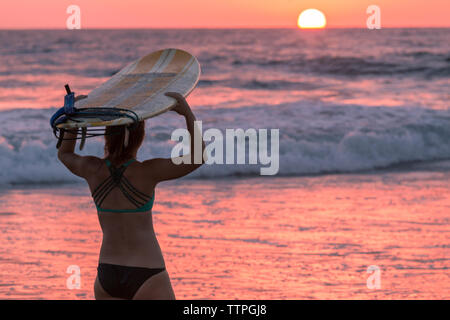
[104,121,145,162]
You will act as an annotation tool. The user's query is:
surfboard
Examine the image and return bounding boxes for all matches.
[56,48,201,129]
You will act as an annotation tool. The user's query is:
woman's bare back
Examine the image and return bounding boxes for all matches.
[85,157,165,268]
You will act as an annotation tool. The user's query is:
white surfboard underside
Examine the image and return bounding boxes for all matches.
[58,48,201,128]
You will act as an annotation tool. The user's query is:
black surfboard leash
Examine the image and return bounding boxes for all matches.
[50,84,141,150]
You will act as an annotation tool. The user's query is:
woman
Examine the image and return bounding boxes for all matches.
[57,92,205,300]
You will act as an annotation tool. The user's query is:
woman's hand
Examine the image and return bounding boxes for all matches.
[165,92,192,116]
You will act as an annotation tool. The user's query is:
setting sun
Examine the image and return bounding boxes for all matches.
[297,9,327,29]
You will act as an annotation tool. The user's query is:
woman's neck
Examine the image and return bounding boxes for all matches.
[105,154,137,165]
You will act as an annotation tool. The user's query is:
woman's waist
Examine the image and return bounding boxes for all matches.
[99,236,165,268]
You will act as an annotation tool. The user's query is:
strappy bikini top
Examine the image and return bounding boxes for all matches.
[92,158,155,213]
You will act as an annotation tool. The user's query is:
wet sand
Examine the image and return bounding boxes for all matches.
[0,171,448,299]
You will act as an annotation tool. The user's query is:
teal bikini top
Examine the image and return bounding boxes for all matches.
[92,158,155,213]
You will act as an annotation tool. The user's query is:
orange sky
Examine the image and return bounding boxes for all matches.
[0,0,449,29]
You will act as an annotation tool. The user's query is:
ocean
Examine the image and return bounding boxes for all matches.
[0,29,449,183]
[0,29,448,299]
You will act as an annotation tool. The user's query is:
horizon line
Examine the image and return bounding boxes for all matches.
[1,26,449,30]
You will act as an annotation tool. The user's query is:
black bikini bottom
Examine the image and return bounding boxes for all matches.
[97,263,165,299]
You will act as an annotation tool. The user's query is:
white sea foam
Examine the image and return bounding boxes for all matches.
[1,100,449,185]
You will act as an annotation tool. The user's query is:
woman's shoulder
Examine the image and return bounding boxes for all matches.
[87,156,106,170]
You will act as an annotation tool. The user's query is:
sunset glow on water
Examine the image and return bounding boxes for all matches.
[0,173,448,299]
